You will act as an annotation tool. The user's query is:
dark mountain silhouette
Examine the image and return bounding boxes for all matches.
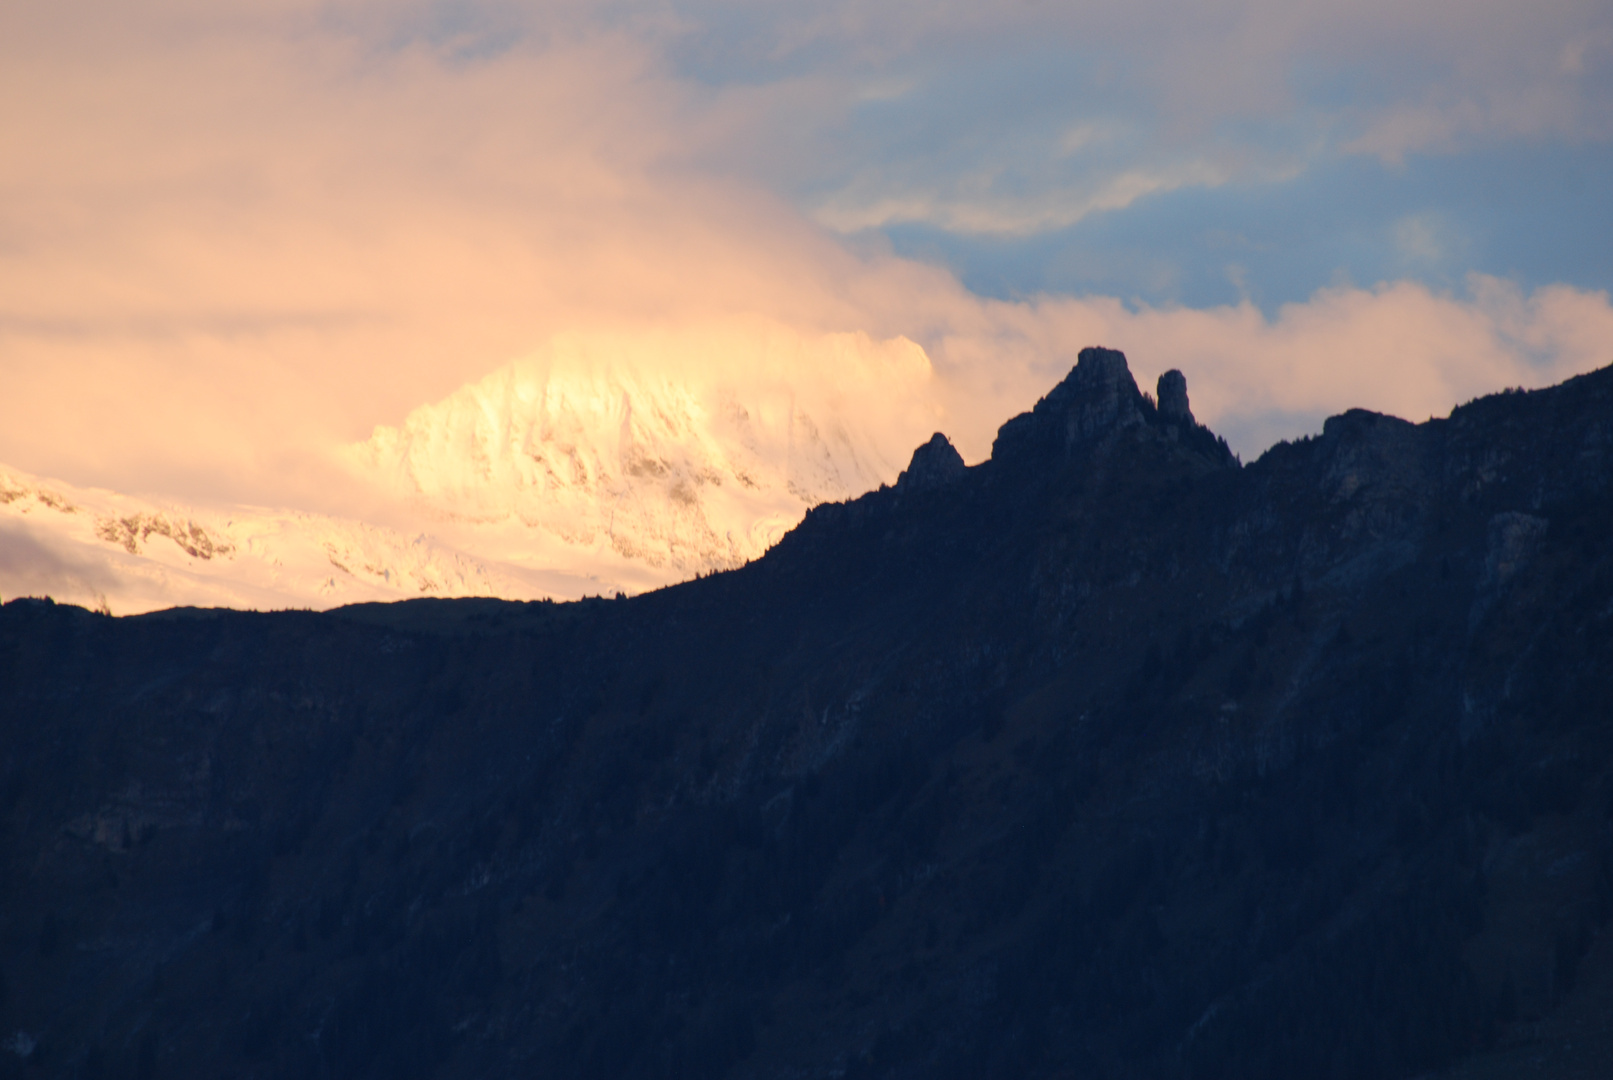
[4,347,1613,1080]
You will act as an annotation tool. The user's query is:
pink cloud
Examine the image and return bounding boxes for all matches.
[1,0,1608,515]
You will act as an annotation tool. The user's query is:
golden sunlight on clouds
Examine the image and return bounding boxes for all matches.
[0,8,945,504]
[1,0,1609,524]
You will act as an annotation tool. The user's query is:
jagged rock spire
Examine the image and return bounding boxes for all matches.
[989,347,1235,468]
[991,346,1145,460]
[1157,369,1192,423]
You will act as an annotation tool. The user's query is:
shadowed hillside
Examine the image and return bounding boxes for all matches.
[3,348,1612,1079]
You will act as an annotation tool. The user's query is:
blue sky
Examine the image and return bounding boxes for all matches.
[647,0,1613,311]
[878,142,1613,312]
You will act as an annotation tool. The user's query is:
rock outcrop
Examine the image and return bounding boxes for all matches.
[991,346,1145,459]
[1157,368,1192,422]
[991,346,1235,468]
[895,432,966,492]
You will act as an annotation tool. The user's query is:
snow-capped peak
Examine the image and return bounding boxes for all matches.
[347,324,944,575]
[2,323,950,614]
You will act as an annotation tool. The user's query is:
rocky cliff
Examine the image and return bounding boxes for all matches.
[2,348,1612,1080]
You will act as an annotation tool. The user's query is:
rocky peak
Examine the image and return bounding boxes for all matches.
[990,346,1145,460]
[1157,369,1192,423]
[1056,346,1142,415]
[896,433,966,492]
[990,347,1237,470]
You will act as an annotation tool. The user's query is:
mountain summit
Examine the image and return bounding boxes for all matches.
[346,328,945,577]
[896,433,965,492]
[992,346,1234,466]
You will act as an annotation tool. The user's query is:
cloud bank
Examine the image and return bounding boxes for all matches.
[0,0,1608,522]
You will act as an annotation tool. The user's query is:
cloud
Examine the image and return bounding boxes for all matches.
[662,0,1613,226]
[812,161,1234,236]
[1393,216,1447,264]
[1,0,1608,522]
[0,3,946,505]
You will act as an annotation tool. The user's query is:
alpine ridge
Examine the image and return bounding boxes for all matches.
[3,347,1613,1080]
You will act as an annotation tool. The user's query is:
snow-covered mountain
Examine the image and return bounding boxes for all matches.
[0,325,949,614]
[0,465,569,615]
[344,324,945,576]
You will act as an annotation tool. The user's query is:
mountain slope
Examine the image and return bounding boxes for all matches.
[0,466,575,614]
[2,349,1612,1080]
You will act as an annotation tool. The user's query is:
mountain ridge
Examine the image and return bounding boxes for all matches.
[3,349,1612,1080]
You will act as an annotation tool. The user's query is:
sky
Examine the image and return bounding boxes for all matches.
[2,0,1611,511]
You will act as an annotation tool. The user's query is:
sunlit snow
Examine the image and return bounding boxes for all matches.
[0,326,946,614]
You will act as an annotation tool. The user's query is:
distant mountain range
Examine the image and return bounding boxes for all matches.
[0,465,538,613]
[4,349,1612,1079]
[0,329,944,613]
